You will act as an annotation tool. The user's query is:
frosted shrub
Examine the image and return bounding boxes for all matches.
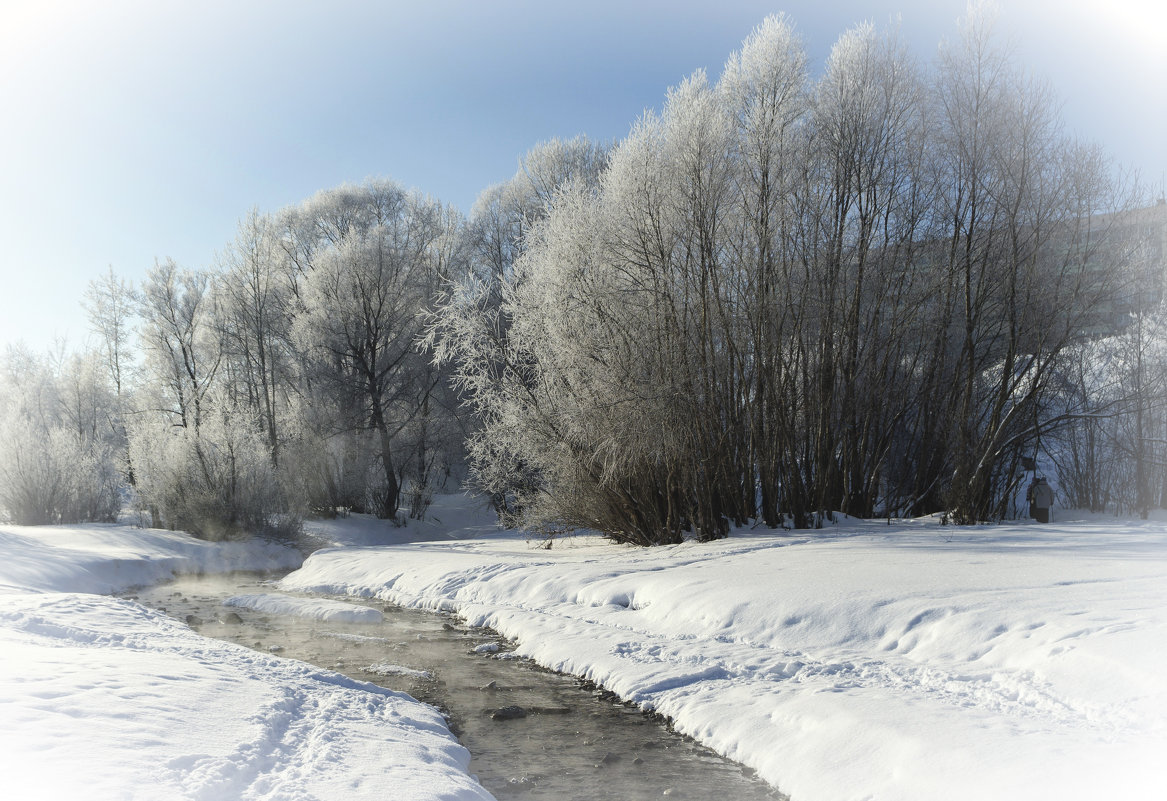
[0,418,120,525]
[279,429,367,518]
[403,473,435,521]
[129,410,292,540]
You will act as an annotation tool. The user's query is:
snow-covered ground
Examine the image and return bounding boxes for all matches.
[3,497,1165,801]
[283,500,1167,801]
[0,520,493,801]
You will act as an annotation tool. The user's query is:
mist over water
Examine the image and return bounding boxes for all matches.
[126,573,786,801]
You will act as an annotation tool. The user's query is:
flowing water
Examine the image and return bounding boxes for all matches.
[123,572,786,801]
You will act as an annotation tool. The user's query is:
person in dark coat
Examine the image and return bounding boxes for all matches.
[1030,478,1054,523]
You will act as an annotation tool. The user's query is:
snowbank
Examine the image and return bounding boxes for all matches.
[0,522,301,596]
[0,521,494,801]
[281,512,1167,801]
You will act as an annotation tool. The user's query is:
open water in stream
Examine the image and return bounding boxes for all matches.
[123,572,786,801]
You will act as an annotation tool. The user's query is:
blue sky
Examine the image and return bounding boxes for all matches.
[1,0,1163,352]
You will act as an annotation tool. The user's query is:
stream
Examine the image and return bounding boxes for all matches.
[123,571,786,801]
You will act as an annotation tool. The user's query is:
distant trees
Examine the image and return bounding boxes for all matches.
[117,179,470,535]
[217,208,292,468]
[1047,205,1167,518]
[0,177,472,537]
[0,346,122,525]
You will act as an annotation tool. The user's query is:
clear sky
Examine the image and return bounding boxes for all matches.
[1,0,1163,353]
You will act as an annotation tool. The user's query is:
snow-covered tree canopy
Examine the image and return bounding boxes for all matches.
[430,11,1158,543]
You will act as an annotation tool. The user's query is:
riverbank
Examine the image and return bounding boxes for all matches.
[283,499,1167,801]
[0,521,493,801]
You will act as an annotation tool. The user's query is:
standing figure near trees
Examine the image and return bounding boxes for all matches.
[1028,478,1055,523]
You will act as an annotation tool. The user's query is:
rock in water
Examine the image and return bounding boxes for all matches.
[491,705,527,721]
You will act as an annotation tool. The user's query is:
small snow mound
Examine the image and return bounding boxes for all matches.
[365,662,432,679]
[223,593,383,623]
[319,631,392,644]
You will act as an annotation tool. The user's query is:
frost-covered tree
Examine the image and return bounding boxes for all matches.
[216,208,295,467]
[289,180,461,520]
[437,69,746,543]
[717,14,811,527]
[129,259,268,537]
[136,260,222,432]
[127,404,286,540]
[925,6,1130,522]
[83,267,138,484]
[428,138,611,523]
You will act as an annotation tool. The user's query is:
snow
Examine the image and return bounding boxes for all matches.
[303,494,503,548]
[317,630,393,644]
[0,520,493,801]
[4,496,1165,801]
[223,593,384,623]
[281,506,1167,801]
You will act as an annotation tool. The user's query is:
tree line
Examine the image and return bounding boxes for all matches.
[430,11,1163,543]
[1,9,1163,543]
[1,184,468,537]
